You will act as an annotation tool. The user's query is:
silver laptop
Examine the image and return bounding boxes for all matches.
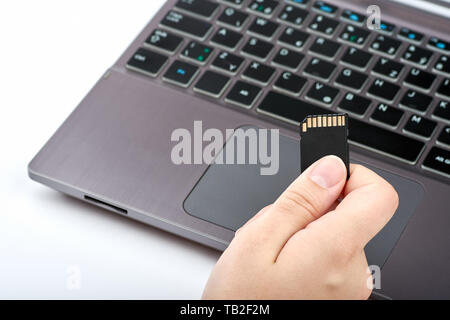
[29,0,450,299]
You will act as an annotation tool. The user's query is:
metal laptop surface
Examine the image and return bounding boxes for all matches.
[29,0,450,299]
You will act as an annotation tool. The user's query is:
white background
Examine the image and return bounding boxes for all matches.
[0,0,220,299]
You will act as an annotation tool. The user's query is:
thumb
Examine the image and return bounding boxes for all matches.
[241,155,347,261]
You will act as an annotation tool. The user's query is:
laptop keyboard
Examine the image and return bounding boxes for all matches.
[126,0,450,179]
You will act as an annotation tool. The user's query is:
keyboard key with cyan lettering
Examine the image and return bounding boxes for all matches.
[163,60,199,87]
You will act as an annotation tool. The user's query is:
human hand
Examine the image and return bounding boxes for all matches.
[202,156,399,300]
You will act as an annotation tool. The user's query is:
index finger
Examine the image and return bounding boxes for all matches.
[324,164,399,249]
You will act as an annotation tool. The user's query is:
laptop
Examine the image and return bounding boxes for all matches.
[29,0,450,299]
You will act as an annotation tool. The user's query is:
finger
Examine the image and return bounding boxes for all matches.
[236,205,272,234]
[240,155,347,261]
[323,164,399,249]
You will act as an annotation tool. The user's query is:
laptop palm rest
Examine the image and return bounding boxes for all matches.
[184,127,424,268]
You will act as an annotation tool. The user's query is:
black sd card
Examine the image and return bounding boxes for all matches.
[300,114,350,179]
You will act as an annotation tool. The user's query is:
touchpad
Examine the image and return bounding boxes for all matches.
[184,127,424,267]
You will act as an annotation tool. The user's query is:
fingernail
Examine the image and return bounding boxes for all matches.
[308,156,346,189]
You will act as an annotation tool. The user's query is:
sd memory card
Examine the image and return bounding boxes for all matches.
[300,114,350,179]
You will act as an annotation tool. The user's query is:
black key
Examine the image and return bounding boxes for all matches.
[367,78,400,102]
[194,71,230,97]
[210,27,243,49]
[309,37,341,58]
[304,57,336,80]
[433,100,450,121]
[242,61,275,84]
[400,90,432,112]
[341,9,365,25]
[434,55,450,75]
[218,7,249,29]
[278,5,309,26]
[161,11,212,40]
[370,34,402,56]
[404,68,436,91]
[341,47,372,69]
[257,91,425,163]
[242,37,274,59]
[398,27,424,43]
[378,21,396,34]
[428,37,450,54]
[308,14,339,36]
[127,48,168,77]
[423,147,450,177]
[338,92,371,115]
[404,114,437,138]
[248,17,279,38]
[313,1,338,16]
[372,57,404,80]
[286,0,310,7]
[274,72,307,95]
[335,68,368,91]
[248,0,279,16]
[257,90,330,125]
[437,78,450,98]
[437,126,450,146]
[339,24,370,46]
[306,82,339,105]
[222,0,244,7]
[272,47,304,70]
[278,27,310,50]
[212,51,244,74]
[181,41,214,64]
[349,118,424,164]
[371,103,404,127]
[145,29,183,53]
[402,44,433,67]
[226,81,262,108]
[175,0,219,18]
[163,60,199,87]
